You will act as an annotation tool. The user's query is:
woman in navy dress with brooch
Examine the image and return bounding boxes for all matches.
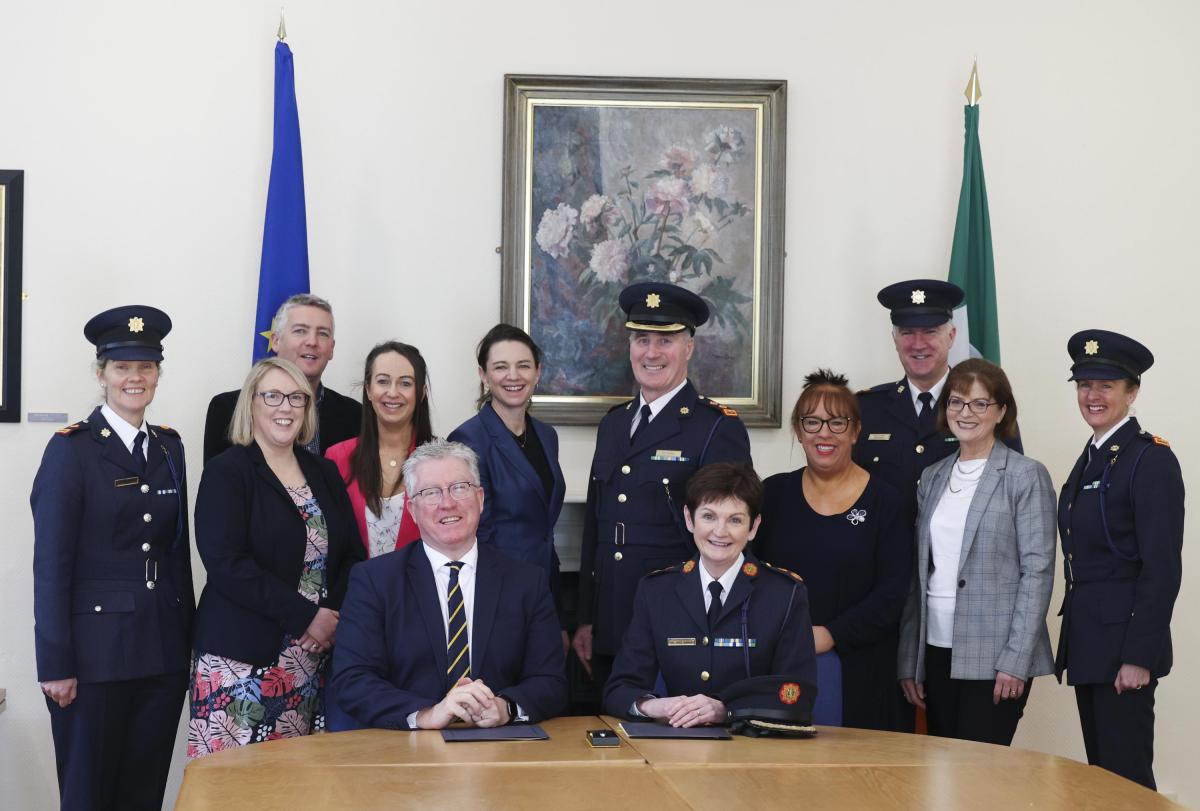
[448,324,566,633]
[32,305,194,811]
[754,370,913,731]
[604,463,817,726]
[1056,330,1184,790]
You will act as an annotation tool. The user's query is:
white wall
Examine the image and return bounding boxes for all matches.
[1,0,1196,807]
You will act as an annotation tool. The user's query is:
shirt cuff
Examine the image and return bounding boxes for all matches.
[406,711,419,729]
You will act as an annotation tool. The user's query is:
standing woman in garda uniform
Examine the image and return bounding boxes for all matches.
[1057,330,1184,791]
[573,283,752,688]
[31,306,194,811]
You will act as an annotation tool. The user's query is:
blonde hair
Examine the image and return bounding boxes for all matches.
[228,358,317,447]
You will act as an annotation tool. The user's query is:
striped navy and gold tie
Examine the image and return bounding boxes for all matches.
[445,561,470,688]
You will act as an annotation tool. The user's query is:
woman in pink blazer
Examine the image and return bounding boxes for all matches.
[326,342,434,557]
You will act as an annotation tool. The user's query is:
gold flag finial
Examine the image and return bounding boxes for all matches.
[963,58,982,106]
[277,8,287,41]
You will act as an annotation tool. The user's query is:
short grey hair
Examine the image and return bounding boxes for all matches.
[272,293,335,338]
[891,321,953,337]
[402,439,480,497]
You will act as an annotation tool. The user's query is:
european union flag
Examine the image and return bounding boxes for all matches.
[252,39,309,361]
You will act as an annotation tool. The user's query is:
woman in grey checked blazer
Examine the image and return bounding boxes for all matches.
[897,359,1056,745]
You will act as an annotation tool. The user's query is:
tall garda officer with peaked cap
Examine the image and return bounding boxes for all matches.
[1057,330,1184,790]
[572,282,753,688]
[853,279,1021,519]
[32,306,194,811]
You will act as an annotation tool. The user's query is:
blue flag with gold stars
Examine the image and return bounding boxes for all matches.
[252,39,309,361]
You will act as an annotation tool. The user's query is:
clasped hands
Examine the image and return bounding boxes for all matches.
[416,677,511,730]
[638,694,726,728]
[295,607,339,654]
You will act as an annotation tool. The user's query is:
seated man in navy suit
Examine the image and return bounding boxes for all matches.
[329,439,567,730]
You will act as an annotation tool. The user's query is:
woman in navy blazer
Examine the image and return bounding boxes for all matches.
[448,325,566,609]
[188,358,364,756]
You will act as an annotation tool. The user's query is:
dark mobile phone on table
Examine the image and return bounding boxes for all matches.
[586,729,620,747]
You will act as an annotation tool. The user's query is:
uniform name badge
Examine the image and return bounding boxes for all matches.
[667,637,697,647]
[714,638,757,648]
[114,477,140,487]
[867,433,891,441]
[651,449,689,462]
[1082,480,1102,491]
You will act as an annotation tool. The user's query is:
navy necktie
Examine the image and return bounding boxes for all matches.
[132,431,147,476]
[917,392,935,435]
[630,403,653,445]
[445,562,470,689]
[706,581,724,631]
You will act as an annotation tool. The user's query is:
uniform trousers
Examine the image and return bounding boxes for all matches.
[923,645,1031,745]
[1075,680,1157,790]
[46,672,187,811]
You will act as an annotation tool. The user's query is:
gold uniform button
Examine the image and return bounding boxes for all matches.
[702,636,710,646]
[140,484,150,494]
[143,513,152,523]
[618,494,627,503]
[146,581,156,590]
[614,551,623,561]
[872,456,880,463]
[93,605,102,613]
[1067,553,1073,560]
[142,543,151,552]
[1067,528,1071,536]
[700,671,710,682]
[661,478,669,485]
[915,444,925,454]
[621,465,631,475]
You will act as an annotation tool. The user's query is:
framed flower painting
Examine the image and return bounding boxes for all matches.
[501,75,786,426]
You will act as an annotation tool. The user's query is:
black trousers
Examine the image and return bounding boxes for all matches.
[1075,680,1157,790]
[923,645,1031,745]
[46,673,187,811]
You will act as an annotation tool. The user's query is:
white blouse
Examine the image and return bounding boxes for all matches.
[926,457,987,648]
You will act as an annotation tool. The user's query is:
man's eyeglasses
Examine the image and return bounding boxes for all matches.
[257,390,310,408]
[411,481,480,504]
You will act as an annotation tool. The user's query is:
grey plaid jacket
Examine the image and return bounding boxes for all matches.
[898,441,1057,682]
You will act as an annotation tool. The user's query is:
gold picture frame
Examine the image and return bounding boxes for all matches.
[0,170,23,422]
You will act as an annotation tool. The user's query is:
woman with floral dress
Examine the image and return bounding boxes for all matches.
[187,358,363,756]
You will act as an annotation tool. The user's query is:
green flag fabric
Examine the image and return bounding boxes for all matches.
[948,104,1000,364]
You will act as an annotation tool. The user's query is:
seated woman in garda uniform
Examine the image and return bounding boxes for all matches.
[603,463,818,727]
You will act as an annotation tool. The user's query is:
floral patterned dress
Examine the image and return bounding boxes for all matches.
[187,485,330,757]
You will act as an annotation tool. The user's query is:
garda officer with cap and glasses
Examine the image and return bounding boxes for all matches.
[1056,329,1184,791]
[853,278,1022,519]
[572,282,752,689]
[32,305,194,811]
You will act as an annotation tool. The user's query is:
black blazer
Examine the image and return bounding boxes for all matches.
[202,384,362,463]
[192,442,365,666]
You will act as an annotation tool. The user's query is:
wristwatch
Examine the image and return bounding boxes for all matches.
[499,694,518,724]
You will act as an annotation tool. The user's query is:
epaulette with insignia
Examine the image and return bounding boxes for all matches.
[1153,435,1170,447]
[55,422,85,436]
[763,561,805,584]
[152,424,180,437]
[703,398,739,418]
[648,560,689,577]
[608,399,635,414]
[859,380,901,396]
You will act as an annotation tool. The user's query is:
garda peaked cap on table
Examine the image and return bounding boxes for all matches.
[1067,329,1154,382]
[83,305,172,361]
[719,675,818,738]
[619,282,709,334]
[876,279,964,327]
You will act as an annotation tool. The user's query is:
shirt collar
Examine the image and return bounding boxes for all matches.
[638,378,689,419]
[908,368,949,411]
[100,403,148,451]
[699,552,744,596]
[1092,416,1132,449]
[423,540,480,571]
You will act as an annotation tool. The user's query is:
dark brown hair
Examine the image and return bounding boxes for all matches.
[685,463,763,521]
[936,358,1018,438]
[790,368,860,437]
[349,341,434,515]
[475,323,542,409]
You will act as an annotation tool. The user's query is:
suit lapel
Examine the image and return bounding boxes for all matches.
[674,560,709,634]
[482,404,545,504]
[93,410,142,476]
[471,546,501,671]
[407,544,449,677]
[716,561,754,627]
[917,455,954,576]
[534,417,566,523]
[248,442,295,505]
[958,442,1008,574]
[1063,439,1092,498]
[629,382,693,459]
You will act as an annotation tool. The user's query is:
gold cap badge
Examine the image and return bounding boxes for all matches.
[1084,339,1099,356]
[679,406,689,415]
[128,316,145,333]
[910,289,926,305]
[645,292,662,309]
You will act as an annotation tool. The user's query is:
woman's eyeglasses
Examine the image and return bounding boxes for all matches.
[946,397,997,415]
[799,416,852,434]
[257,390,310,408]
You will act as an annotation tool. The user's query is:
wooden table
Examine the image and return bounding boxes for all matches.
[177,715,1184,810]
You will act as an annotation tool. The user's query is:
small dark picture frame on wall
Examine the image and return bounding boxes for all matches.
[0,170,24,422]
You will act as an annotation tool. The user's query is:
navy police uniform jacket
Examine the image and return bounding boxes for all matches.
[31,407,195,683]
[1056,418,1184,685]
[603,553,817,716]
[328,542,568,730]
[578,380,753,655]
[853,377,1022,518]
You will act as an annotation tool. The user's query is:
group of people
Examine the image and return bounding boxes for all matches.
[31,278,1183,810]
